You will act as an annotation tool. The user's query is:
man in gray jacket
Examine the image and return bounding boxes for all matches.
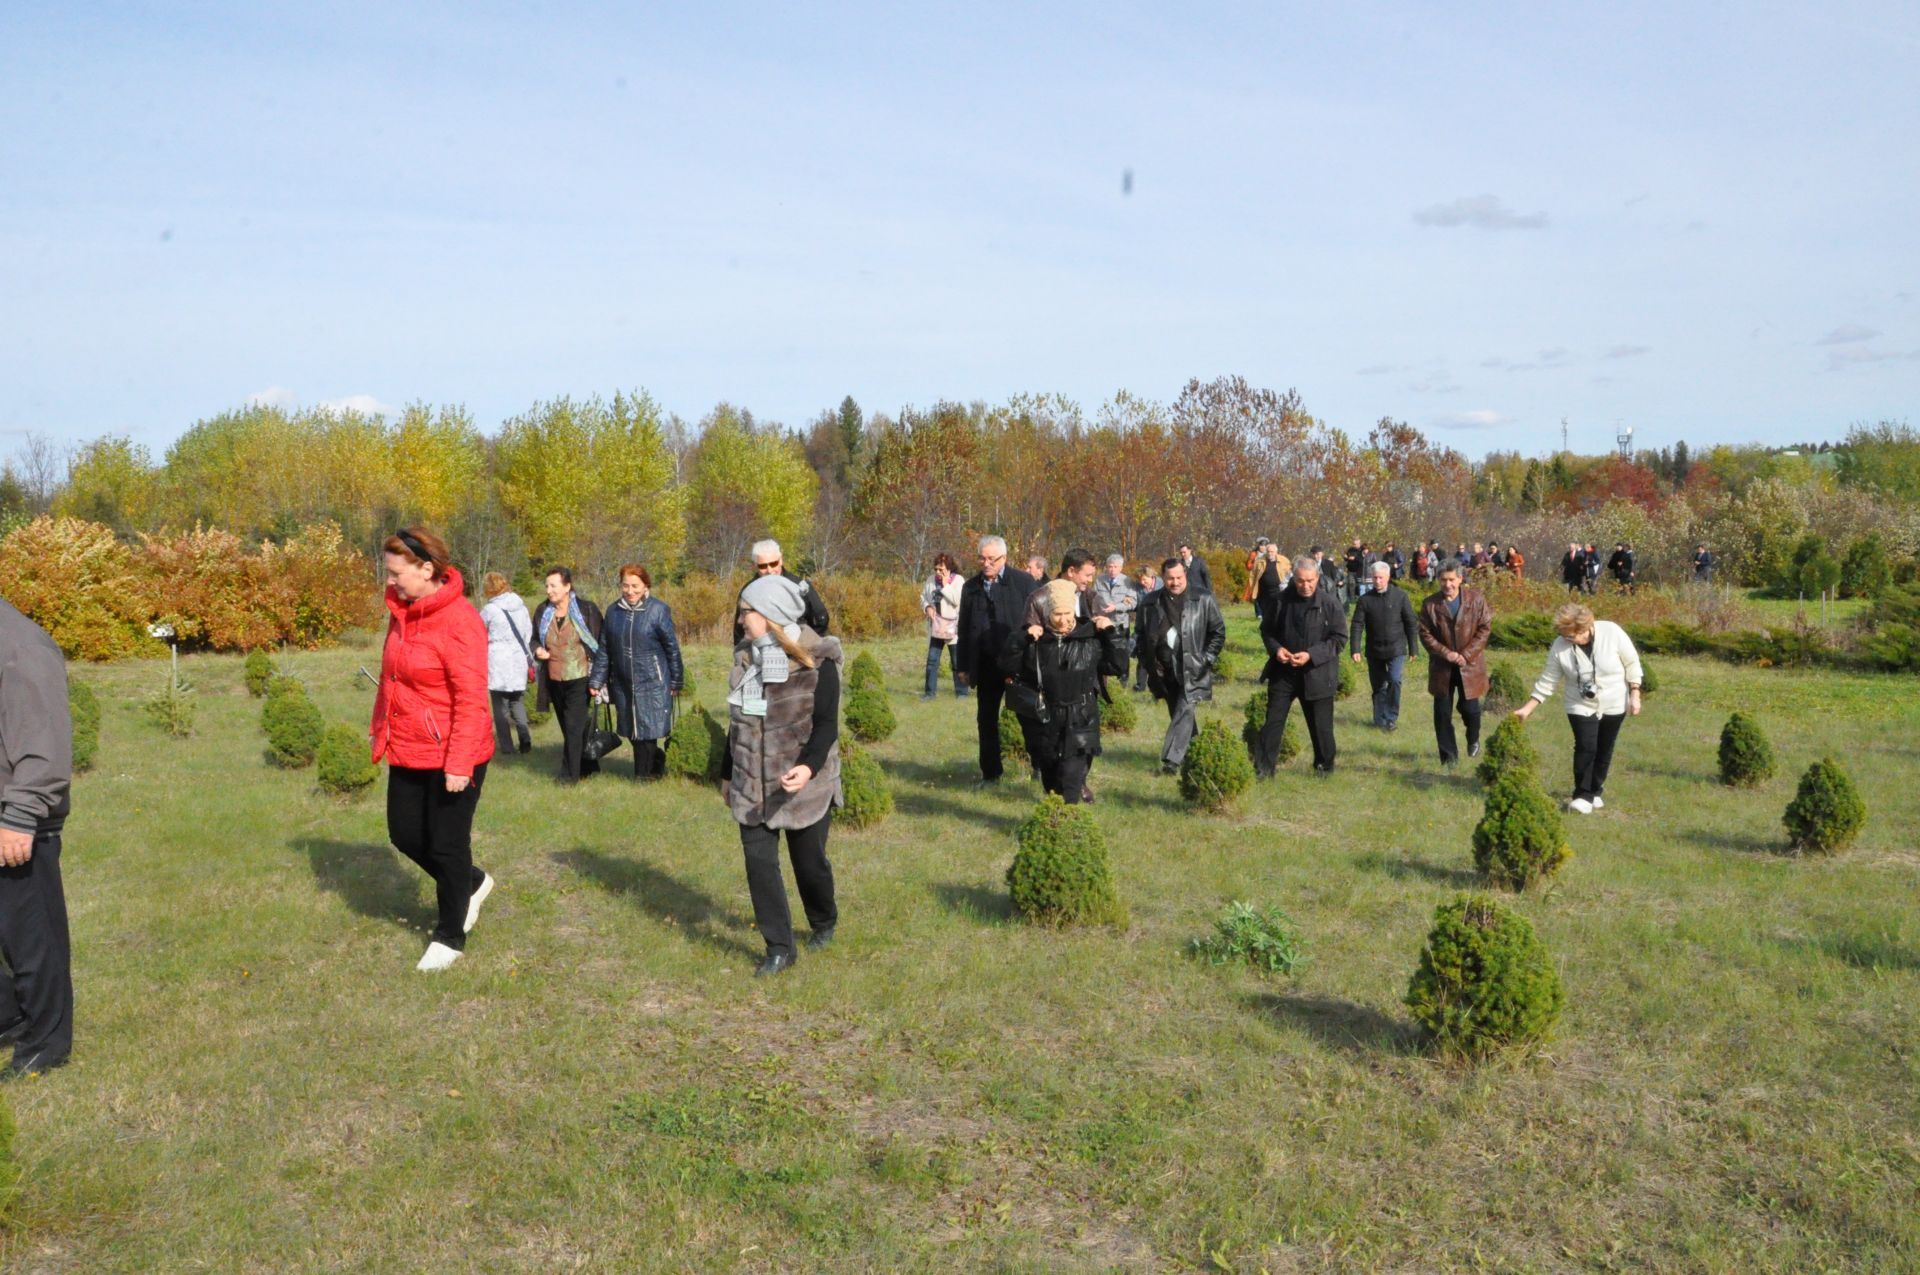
[1138,558,1226,772]
[1091,554,1140,681]
[0,598,75,1078]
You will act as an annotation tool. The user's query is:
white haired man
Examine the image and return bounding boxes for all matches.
[733,538,830,644]
[954,536,1038,784]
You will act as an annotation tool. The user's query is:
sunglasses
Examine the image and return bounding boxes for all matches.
[753,559,782,574]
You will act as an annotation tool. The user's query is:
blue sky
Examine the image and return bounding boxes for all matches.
[4,1,1916,461]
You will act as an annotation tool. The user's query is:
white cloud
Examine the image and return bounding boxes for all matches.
[1826,347,1920,371]
[1431,410,1511,431]
[246,385,298,409]
[1604,344,1652,359]
[1412,195,1549,231]
[317,393,398,418]
[1815,324,1879,345]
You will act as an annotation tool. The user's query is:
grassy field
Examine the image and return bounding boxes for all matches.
[5,617,1918,1273]
[1739,588,1869,629]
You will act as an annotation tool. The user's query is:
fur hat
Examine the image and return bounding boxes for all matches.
[1043,579,1078,618]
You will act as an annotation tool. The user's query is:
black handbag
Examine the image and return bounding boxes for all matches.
[583,700,625,762]
[1005,643,1049,724]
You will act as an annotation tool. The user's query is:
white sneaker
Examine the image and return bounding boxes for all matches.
[464,873,495,933]
[416,941,462,971]
[1591,796,1605,810]
[1567,798,1594,815]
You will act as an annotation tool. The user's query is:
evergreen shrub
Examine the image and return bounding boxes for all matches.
[1638,658,1658,694]
[1099,690,1137,734]
[844,684,897,743]
[1782,757,1866,855]
[998,706,1029,766]
[665,703,725,781]
[143,676,196,739]
[1717,712,1774,787]
[1006,795,1126,928]
[1491,612,1558,650]
[1475,714,1539,787]
[69,680,100,772]
[846,650,885,692]
[316,722,379,795]
[1335,653,1356,699]
[1241,690,1301,766]
[1405,892,1565,1058]
[838,743,893,829]
[1485,661,1526,708]
[243,649,274,697]
[262,686,323,767]
[1860,584,1920,672]
[1180,717,1254,812]
[1212,650,1237,682]
[1471,769,1571,890]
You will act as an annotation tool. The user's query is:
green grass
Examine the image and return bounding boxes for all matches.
[1741,588,1869,628]
[9,621,1919,1271]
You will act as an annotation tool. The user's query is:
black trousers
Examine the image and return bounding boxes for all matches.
[1034,735,1092,804]
[1433,665,1483,763]
[630,738,663,779]
[974,676,1009,780]
[387,762,489,949]
[1256,675,1336,773]
[0,833,73,1071]
[549,677,599,781]
[740,814,837,958]
[1568,712,1626,800]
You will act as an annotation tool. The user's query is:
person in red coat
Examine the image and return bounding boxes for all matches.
[371,527,497,971]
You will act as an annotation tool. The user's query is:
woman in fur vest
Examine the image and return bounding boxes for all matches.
[724,574,844,977]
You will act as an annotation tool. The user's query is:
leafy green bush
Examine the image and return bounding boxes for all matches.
[1860,584,1920,672]
[1180,717,1254,812]
[1405,893,1565,1058]
[1241,689,1301,766]
[845,650,885,692]
[1717,712,1774,788]
[264,673,304,701]
[1188,902,1307,976]
[1099,689,1137,735]
[1713,626,1827,668]
[1212,650,1237,682]
[1840,534,1891,599]
[844,684,897,743]
[1007,795,1126,928]
[68,680,100,772]
[261,686,323,767]
[1484,661,1526,709]
[316,721,379,795]
[1625,620,1712,655]
[665,703,725,781]
[1637,658,1658,694]
[143,676,196,739]
[1490,612,1557,650]
[998,705,1029,767]
[1783,757,1867,855]
[243,649,274,697]
[838,743,893,829]
[1471,769,1571,890]
[1475,714,1539,787]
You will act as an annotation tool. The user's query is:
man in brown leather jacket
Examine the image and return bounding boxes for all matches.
[1417,564,1491,767]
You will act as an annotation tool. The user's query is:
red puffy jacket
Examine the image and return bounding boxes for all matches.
[370,567,496,776]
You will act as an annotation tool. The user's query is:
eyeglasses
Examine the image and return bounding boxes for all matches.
[753,559,782,574]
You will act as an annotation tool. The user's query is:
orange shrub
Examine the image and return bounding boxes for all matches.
[0,517,161,660]
[663,570,927,644]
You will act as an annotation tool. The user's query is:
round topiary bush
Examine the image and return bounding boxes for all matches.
[1485,662,1526,709]
[1099,689,1138,735]
[1241,690,1301,767]
[1212,650,1237,682]
[1405,892,1565,1058]
[1782,756,1866,855]
[838,743,893,829]
[316,721,379,795]
[1335,654,1357,699]
[1471,769,1571,890]
[1475,714,1539,787]
[844,684,897,743]
[68,680,100,773]
[1006,794,1126,928]
[243,649,274,697]
[1717,712,1774,788]
[264,673,304,701]
[846,650,885,692]
[665,703,724,781]
[998,705,1029,766]
[1180,717,1254,811]
[262,687,324,768]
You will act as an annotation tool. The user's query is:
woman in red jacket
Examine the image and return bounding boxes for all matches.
[372,527,497,971]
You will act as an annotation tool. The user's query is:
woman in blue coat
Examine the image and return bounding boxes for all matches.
[593,563,685,779]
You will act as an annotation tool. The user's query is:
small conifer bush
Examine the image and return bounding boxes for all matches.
[1471,769,1571,890]
[1405,892,1564,1058]
[1188,902,1307,976]
[998,706,1029,766]
[143,676,196,739]
[837,743,893,829]
[262,686,324,767]
[1180,717,1254,812]
[1241,690,1301,767]
[665,703,724,781]
[1717,712,1774,788]
[1099,689,1138,735]
[1212,650,1237,682]
[846,650,885,692]
[1638,659,1659,694]
[243,649,274,697]
[1475,714,1539,786]
[68,680,100,772]
[1007,795,1126,928]
[1485,662,1526,709]
[1335,654,1357,699]
[844,684,897,743]
[316,721,379,795]
[1782,756,1866,855]
[263,673,304,701]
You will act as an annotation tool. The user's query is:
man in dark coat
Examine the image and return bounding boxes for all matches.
[1692,544,1716,581]
[1607,542,1637,593]
[955,535,1037,783]
[1138,557,1227,772]
[1349,561,1419,731]
[1342,540,1368,603]
[1176,543,1212,595]
[1418,564,1492,766]
[733,538,830,643]
[1561,542,1586,592]
[1255,557,1348,775]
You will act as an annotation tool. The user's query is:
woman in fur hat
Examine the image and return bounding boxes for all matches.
[1000,580,1127,804]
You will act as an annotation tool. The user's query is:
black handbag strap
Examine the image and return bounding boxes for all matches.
[1032,641,1047,712]
[503,609,533,660]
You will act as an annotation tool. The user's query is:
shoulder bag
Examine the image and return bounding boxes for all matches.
[1004,641,1050,724]
[583,699,625,762]
[504,610,537,686]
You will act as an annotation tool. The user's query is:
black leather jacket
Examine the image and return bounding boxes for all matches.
[1001,619,1129,759]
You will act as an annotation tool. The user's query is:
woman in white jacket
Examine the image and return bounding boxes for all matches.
[1511,602,1643,814]
[477,572,536,755]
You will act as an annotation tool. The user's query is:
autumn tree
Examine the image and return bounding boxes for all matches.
[683,404,818,575]
[56,436,158,534]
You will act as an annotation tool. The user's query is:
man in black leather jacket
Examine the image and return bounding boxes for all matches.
[1256,558,1348,775]
[1138,558,1226,773]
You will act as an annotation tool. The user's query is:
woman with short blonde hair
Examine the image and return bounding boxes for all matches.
[1512,602,1643,814]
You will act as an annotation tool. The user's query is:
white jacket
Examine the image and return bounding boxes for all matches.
[478,591,536,693]
[1531,619,1643,717]
[922,574,962,643]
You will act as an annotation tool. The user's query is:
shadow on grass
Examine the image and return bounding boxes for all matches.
[295,838,433,931]
[554,847,759,958]
[1393,767,1479,795]
[1352,850,1481,888]
[1248,991,1421,1056]
[931,881,1015,925]
[1785,932,1920,972]
[1682,827,1781,856]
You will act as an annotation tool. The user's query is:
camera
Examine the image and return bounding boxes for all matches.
[1579,680,1599,700]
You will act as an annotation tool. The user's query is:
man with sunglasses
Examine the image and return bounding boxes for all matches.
[732,539,830,644]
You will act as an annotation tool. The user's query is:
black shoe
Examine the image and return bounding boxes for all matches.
[921,693,936,702]
[517,739,532,754]
[1161,763,1179,776]
[1468,741,1482,759]
[1385,722,1398,733]
[1312,764,1335,776]
[753,952,795,977]
[971,775,1001,790]
[806,927,835,950]
[2,1052,67,1081]
[1081,786,1095,804]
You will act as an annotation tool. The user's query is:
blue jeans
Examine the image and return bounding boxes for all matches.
[1366,654,1405,727]
[925,639,965,696]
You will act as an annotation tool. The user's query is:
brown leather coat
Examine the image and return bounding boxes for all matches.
[1418,587,1492,699]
